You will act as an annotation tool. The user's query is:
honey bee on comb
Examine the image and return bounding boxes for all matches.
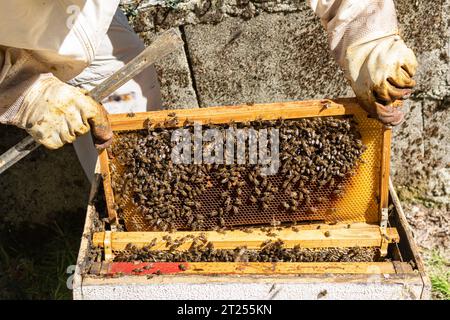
[113,240,378,263]
[109,116,366,231]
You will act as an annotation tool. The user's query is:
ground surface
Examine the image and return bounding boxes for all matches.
[401,201,449,299]
[0,212,84,300]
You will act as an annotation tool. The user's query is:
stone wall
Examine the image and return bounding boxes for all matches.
[0,0,448,226]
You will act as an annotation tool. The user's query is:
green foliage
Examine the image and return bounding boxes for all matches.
[0,213,84,300]
[426,249,450,300]
[165,0,184,9]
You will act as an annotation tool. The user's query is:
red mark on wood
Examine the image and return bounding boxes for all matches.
[108,262,189,275]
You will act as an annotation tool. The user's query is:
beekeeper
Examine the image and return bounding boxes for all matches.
[0,0,417,180]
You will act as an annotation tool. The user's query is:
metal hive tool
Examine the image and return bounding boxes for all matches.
[99,99,391,232]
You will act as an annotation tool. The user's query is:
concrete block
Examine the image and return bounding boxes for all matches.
[395,0,449,100]
[127,0,307,31]
[423,98,450,199]
[184,11,352,107]
[391,100,425,189]
[413,50,450,100]
[138,28,199,109]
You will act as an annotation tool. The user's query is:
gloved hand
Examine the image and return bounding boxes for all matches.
[308,0,418,126]
[346,35,418,125]
[11,75,113,150]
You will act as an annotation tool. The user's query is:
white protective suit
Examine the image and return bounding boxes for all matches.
[0,1,162,180]
[0,0,416,181]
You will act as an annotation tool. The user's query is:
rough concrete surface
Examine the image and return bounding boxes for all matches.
[138,28,199,109]
[183,11,352,107]
[79,279,424,300]
[0,0,448,251]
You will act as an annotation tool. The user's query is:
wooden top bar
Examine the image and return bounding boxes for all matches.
[108,98,369,131]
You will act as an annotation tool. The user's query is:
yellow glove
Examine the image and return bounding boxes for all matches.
[347,35,418,125]
[12,75,113,150]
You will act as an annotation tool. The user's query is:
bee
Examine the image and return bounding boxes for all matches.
[332,189,344,197]
[326,207,337,215]
[143,264,154,270]
[316,196,326,203]
[209,210,218,217]
[149,238,158,248]
[307,207,318,214]
[305,194,311,206]
[180,190,188,197]
[271,220,281,227]
[217,228,227,234]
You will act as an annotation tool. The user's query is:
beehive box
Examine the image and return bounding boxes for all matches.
[73,99,430,299]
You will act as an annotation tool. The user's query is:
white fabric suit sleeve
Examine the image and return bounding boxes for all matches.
[0,0,118,124]
[308,0,399,68]
[0,1,118,148]
[0,48,51,124]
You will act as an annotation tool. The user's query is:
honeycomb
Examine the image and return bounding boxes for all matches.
[107,112,383,231]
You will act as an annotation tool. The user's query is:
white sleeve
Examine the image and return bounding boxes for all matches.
[307,0,399,65]
[0,0,119,124]
[0,0,118,62]
[0,47,52,124]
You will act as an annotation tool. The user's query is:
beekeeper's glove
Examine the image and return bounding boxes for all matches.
[309,0,418,126]
[11,75,113,150]
[345,35,417,125]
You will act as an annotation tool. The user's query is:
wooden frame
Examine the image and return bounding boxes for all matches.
[98,98,396,257]
[380,128,392,212]
[99,151,119,226]
[107,98,369,131]
[93,223,399,252]
[90,261,414,276]
[379,127,392,254]
[101,98,394,225]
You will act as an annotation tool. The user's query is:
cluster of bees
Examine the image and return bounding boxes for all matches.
[110,116,366,231]
[113,238,378,263]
